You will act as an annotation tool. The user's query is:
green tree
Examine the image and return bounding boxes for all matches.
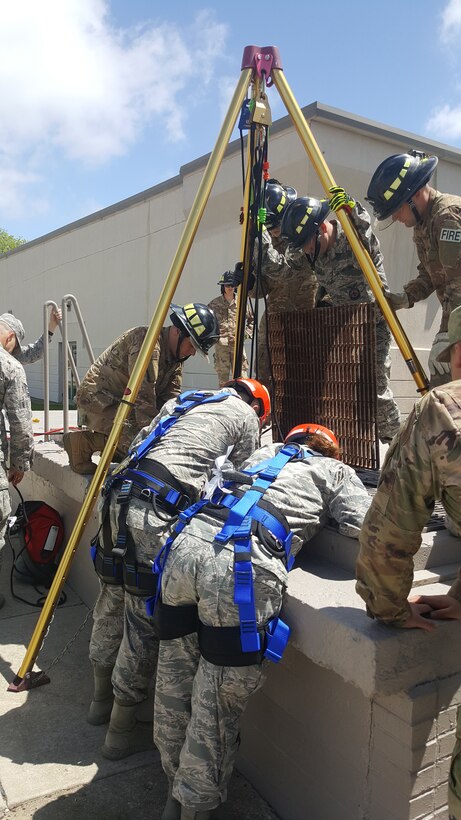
[0,228,26,253]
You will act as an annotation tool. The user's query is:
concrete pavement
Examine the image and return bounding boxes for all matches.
[0,543,279,819]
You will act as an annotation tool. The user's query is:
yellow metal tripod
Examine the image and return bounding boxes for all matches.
[11,45,428,691]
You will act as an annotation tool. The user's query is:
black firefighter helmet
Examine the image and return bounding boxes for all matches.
[366,150,438,221]
[170,302,220,358]
[264,178,298,230]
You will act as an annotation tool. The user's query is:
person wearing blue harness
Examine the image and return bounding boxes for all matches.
[154,423,372,820]
[88,378,270,762]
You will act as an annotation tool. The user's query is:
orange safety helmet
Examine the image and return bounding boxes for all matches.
[224,378,271,425]
[284,423,339,448]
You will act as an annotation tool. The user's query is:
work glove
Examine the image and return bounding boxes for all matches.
[385,290,410,310]
[232,263,244,286]
[428,332,451,377]
[232,262,255,290]
[328,186,356,212]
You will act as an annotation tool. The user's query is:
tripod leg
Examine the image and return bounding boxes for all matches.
[272,68,429,396]
[12,68,254,688]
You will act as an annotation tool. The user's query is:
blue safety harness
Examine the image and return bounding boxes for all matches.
[90,389,230,589]
[150,443,312,666]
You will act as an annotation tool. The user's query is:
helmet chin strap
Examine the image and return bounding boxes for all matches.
[307,230,321,268]
[175,330,191,362]
[408,197,422,224]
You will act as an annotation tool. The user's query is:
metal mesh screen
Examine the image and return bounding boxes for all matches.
[268,303,379,469]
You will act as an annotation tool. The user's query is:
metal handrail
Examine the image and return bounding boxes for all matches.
[43,296,95,438]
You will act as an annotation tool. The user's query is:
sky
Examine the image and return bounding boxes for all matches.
[1,0,461,242]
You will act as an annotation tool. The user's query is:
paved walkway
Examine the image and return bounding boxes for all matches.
[0,521,279,819]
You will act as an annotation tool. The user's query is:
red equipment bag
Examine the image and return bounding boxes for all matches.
[10,500,65,587]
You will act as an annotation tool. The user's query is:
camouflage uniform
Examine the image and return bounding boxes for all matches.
[309,202,400,442]
[154,443,371,812]
[356,379,461,625]
[354,378,461,818]
[77,326,182,455]
[0,348,34,579]
[401,188,461,387]
[252,230,317,390]
[206,294,253,385]
[14,332,54,365]
[89,390,260,705]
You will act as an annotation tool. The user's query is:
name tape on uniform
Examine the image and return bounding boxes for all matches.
[440,227,461,242]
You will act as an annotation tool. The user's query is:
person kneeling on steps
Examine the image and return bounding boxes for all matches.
[62,303,219,473]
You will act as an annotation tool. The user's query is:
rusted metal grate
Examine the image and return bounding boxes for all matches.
[268,303,379,469]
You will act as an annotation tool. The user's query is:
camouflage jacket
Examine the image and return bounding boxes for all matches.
[186,442,371,584]
[207,294,254,348]
[404,188,461,332]
[0,347,34,471]
[356,379,461,625]
[251,230,318,313]
[314,201,388,307]
[76,326,182,440]
[125,389,260,505]
[14,332,52,366]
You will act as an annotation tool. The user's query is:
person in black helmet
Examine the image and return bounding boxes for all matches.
[367,149,461,387]
[63,303,220,473]
[207,272,254,386]
[281,191,401,444]
[244,179,318,395]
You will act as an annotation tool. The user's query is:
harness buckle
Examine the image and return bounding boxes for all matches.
[240,620,261,653]
[116,479,133,504]
[257,466,279,481]
[112,533,127,559]
[264,616,291,663]
[233,517,252,540]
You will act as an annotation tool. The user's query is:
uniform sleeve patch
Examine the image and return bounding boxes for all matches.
[440,227,461,242]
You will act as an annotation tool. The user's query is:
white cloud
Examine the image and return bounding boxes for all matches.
[0,1,228,217]
[0,168,45,216]
[425,1,461,143]
[440,0,461,42]
[426,104,461,141]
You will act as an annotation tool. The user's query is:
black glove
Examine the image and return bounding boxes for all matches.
[232,262,244,286]
[232,262,255,290]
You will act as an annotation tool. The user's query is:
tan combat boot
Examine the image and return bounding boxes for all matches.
[180,809,213,819]
[87,664,114,725]
[62,430,107,474]
[101,699,155,760]
[161,794,181,820]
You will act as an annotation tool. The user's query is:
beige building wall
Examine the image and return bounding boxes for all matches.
[1,101,461,413]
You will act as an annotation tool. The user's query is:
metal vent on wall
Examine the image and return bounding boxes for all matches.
[268,303,379,470]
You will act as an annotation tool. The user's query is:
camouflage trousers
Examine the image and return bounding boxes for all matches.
[375,320,401,443]
[212,344,248,387]
[89,582,125,670]
[77,403,136,455]
[0,464,11,580]
[154,516,286,812]
[89,495,172,700]
[449,705,461,819]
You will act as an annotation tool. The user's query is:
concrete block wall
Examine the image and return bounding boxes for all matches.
[238,652,461,820]
[19,442,461,820]
[374,679,461,820]
[238,645,372,820]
